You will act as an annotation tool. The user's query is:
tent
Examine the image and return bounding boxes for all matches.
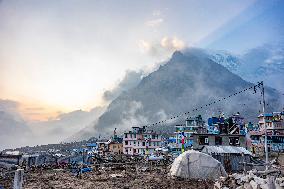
[170,150,227,180]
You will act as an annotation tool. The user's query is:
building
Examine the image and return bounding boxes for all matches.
[208,113,246,135]
[201,146,252,172]
[193,113,247,149]
[123,126,162,156]
[107,128,123,155]
[171,115,206,152]
[96,139,110,155]
[193,133,247,149]
[256,111,284,152]
[84,143,97,152]
[108,142,123,155]
[0,154,22,169]
[207,115,225,134]
[248,130,265,156]
[258,112,284,135]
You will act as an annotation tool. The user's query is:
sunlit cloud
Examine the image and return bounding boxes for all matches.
[161,36,185,51]
[138,36,186,58]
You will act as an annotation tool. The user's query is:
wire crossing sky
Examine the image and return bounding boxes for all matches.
[147,82,264,127]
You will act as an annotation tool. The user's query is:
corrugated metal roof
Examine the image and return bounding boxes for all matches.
[201,146,252,155]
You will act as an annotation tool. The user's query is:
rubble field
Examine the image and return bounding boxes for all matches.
[23,167,214,189]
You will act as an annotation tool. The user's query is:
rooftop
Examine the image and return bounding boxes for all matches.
[201,146,252,155]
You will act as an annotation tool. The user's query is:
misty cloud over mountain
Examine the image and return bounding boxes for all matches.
[30,106,105,145]
[0,99,33,150]
[103,70,144,102]
[209,43,284,93]
[0,100,105,150]
[74,48,283,140]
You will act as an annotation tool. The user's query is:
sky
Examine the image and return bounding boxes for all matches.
[0,0,282,121]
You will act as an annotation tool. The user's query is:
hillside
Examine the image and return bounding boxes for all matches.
[73,48,282,140]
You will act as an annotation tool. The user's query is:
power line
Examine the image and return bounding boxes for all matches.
[147,81,264,127]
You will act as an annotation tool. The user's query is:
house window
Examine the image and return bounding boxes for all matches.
[125,141,128,145]
[142,142,145,146]
[199,136,209,145]
[125,134,127,138]
[215,136,222,145]
[205,138,209,144]
[134,141,136,146]
[229,137,240,146]
[152,135,155,139]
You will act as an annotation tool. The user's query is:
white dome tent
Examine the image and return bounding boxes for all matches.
[170,150,227,180]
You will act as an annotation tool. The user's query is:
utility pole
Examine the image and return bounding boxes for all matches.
[260,81,269,171]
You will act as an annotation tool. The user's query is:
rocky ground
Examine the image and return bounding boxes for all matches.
[0,168,14,189]
[23,166,213,189]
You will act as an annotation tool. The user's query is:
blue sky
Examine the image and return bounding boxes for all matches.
[199,0,284,52]
[0,0,283,120]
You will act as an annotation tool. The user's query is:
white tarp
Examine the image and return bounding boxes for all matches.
[170,150,227,180]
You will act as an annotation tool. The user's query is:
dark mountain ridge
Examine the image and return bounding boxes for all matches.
[74,48,282,140]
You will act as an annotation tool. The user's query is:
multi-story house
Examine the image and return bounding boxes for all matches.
[123,126,162,156]
[193,113,247,149]
[173,115,206,149]
[207,113,246,135]
[257,111,284,152]
[192,133,247,149]
[108,142,123,155]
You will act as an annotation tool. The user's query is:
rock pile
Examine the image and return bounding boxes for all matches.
[214,170,284,189]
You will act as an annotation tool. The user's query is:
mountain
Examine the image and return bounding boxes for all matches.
[0,98,105,149]
[0,100,33,150]
[30,106,105,144]
[208,44,284,93]
[74,48,283,140]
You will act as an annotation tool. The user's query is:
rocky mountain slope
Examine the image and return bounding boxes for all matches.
[74,48,282,140]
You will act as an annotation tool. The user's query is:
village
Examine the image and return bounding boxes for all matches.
[1,0,284,188]
[1,110,284,188]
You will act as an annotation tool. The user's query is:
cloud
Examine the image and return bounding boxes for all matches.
[145,18,164,27]
[99,100,169,135]
[24,107,45,111]
[265,53,284,64]
[30,106,106,144]
[0,99,19,112]
[0,99,33,150]
[138,40,153,54]
[0,99,23,122]
[138,36,186,58]
[0,98,106,149]
[152,10,162,16]
[161,36,185,51]
[103,70,144,102]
